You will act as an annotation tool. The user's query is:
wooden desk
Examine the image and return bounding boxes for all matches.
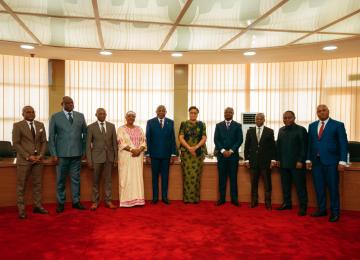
[0,158,359,211]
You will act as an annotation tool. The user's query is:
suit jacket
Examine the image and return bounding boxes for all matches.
[86,121,118,163]
[214,120,243,159]
[146,117,177,159]
[244,126,276,169]
[12,120,47,165]
[277,124,308,168]
[307,118,348,165]
[49,111,87,157]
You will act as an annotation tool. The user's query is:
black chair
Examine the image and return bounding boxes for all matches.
[348,141,360,162]
[0,141,16,158]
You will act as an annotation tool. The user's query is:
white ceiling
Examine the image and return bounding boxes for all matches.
[0,0,359,52]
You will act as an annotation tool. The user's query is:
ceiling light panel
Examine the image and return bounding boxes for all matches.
[19,15,100,48]
[0,13,35,43]
[98,0,185,23]
[4,0,94,17]
[164,26,239,51]
[225,30,305,49]
[322,13,360,34]
[296,34,353,45]
[102,21,171,50]
[180,0,281,27]
[254,0,360,31]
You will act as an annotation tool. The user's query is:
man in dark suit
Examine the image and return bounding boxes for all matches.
[306,104,348,222]
[146,105,177,205]
[49,96,87,213]
[276,111,308,216]
[12,106,49,219]
[214,107,243,206]
[86,108,118,210]
[244,113,276,210]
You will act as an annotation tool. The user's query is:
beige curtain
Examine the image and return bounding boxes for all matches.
[251,58,360,141]
[189,58,360,154]
[65,61,174,130]
[0,54,49,141]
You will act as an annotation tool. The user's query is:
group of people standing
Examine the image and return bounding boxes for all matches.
[12,96,348,223]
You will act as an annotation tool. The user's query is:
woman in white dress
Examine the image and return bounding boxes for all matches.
[117,111,147,207]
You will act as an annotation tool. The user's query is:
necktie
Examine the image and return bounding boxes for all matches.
[226,121,230,129]
[100,122,105,134]
[256,127,261,142]
[30,122,35,140]
[160,119,163,128]
[318,121,325,139]
[68,112,73,124]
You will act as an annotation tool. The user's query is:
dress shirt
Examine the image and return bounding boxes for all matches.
[97,121,107,133]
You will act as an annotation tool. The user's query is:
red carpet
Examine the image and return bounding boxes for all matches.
[0,201,359,259]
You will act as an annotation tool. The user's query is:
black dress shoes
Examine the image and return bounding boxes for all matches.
[151,199,158,204]
[250,201,258,208]
[265,203,272,210]
[216,200,225,206]
[311,211,327,217]
[329,215,340,222]
[56,204,64,213]
[33,207,49,214]
[72,202,86,210]
[298,209,307,216]
[18,212,27,219]
[276,204,292,210]
[162,198,170,205]
[231,201,240,207]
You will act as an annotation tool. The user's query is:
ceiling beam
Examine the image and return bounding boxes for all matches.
[217,0,289,50]
[0,0,42,45]
[158,0,193,51]
[287,8,360,45]
[91,0,105,49]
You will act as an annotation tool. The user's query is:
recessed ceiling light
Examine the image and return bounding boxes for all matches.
[171,52,183,57]
[99,50,112,56]
[243,51,256,56]
[20,44,34,50]
[323,45,337,51]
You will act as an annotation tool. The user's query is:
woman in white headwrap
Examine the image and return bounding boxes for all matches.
[117,111,147,207]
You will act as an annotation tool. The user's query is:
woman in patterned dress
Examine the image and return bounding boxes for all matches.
[117,111,147,207]
[178,106,207,203]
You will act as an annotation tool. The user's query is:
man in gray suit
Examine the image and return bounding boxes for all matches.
[49,96,87,213]
[12,106,49,219]
[86,108,118,210]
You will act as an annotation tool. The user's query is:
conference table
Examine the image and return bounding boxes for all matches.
[0,158,359,211]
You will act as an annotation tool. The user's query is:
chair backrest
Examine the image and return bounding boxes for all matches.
[348,141,360,162]
[0,141,16,158]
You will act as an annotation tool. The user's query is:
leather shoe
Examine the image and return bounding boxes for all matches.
[90,203,98,211]
[298,209,307,216]
[265,203,272,210]
[151,199,158,204]
[18,212,27,219]
[231,201,240,207]
[33,207,49,214]
[56,204,64,213]
[216,200,225,206]
[276,204,292,210]
[72,202,86,210]
[105,202,117,209]
[329,215,340,222]
[162,198,170,205]
[311,211,327,217]
[250,201,258,208]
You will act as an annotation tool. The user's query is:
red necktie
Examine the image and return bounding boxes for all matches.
[318,121,325,140]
